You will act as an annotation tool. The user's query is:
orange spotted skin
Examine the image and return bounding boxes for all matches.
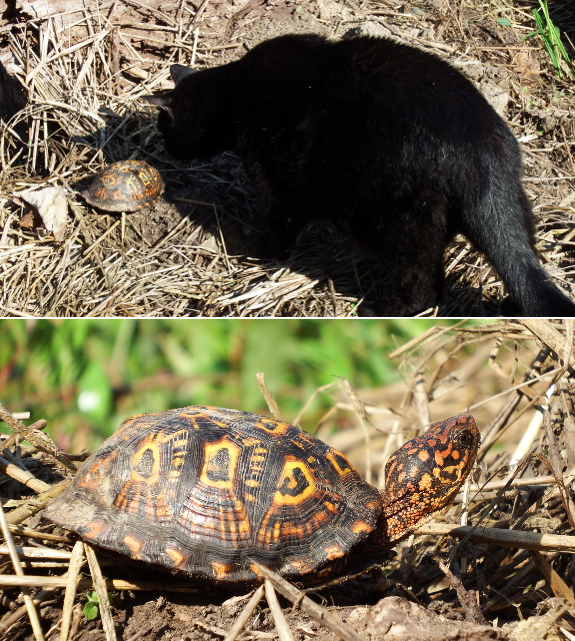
[361,414,480,551]
[82,160,164,212]
[44,408,479,583]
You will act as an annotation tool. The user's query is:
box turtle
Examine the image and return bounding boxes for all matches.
[44,406,479,583]
[81,160,164,212]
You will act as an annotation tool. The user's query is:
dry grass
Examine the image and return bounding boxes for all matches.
[0,0,574,316]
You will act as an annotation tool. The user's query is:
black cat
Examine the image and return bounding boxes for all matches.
[145,33,575,316]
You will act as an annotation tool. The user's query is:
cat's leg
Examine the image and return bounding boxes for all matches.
[367,248,445,317]
[265,205,307,259]
[246,161,308,259]
[346,197,449,317]
[255,186,309,259]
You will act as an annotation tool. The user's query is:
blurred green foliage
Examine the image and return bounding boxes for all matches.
[0,319,459,451]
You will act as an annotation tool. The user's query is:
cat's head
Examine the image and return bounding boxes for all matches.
[143,65,197,120]
[143,64,234,161]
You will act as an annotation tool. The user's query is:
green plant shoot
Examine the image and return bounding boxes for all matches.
[83,591,115,621]
[524,0,574,79]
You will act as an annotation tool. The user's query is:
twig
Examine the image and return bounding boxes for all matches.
[0,585,60,636]
[85,544,117,641]
[255,373,285,421]
[8,525,71,542]
[387,322,468,359]
[438,561,486,624]
[251,562,364,641]
[0,406,76,473]
[465,366,564,413]
[412,366,430,428]
[0,574,202,591]
[60,541,85,641]
[2,419,47,449]
[264,579,294,641]
[191,28,200,67]
[507,383,554,471]
[223,584,265,641]
[521,319,573,367]
[83,219,122,257]
[0,545,72,559]
[189,0,211,27]
[530,550,575,603]
[292,382,338,427]
[416,523,575,552]
[457,474,561,494]
[0,501,45,641]
[6,479,70,525]
[0,455,51,492]
[341,378,372,484]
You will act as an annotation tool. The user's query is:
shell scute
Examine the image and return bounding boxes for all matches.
[82,160,164,212]
[44,405,382,582]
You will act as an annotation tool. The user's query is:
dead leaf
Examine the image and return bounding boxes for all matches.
[16,186,68,241]
[19,208,42,230]
[514,50,540,82]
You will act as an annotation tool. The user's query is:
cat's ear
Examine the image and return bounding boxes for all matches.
[142,93,174,120]
[170,64,197,84]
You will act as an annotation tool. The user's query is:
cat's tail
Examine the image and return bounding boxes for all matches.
[463,177,575,317]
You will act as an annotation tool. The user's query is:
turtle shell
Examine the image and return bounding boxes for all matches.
[82,160,164,212]
[44,406,383,583]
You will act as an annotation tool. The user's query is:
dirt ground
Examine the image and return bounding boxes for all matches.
[0,0,574,315]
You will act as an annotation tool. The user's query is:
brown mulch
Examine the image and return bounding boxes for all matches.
[0,0,574,316]
[2,319,575,640]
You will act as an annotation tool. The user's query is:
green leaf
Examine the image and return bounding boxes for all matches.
[86,590,99,604]
[77,360,111,422]
[83,602,99,621]
[497,18,511,26]
[529,1,575,79]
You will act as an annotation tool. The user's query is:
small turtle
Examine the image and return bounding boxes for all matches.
[44,406,480,584]
[82,160,164,212]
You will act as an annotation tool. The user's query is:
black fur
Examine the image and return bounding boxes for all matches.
[145,33,575,316]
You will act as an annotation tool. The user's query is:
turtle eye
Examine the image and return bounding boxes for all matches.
[458,431,470,446]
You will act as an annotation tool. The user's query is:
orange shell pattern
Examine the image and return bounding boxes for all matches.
[44,406,382,582]
[82,160,164,212]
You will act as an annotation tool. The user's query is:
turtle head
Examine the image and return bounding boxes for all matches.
[379,415,480,544]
